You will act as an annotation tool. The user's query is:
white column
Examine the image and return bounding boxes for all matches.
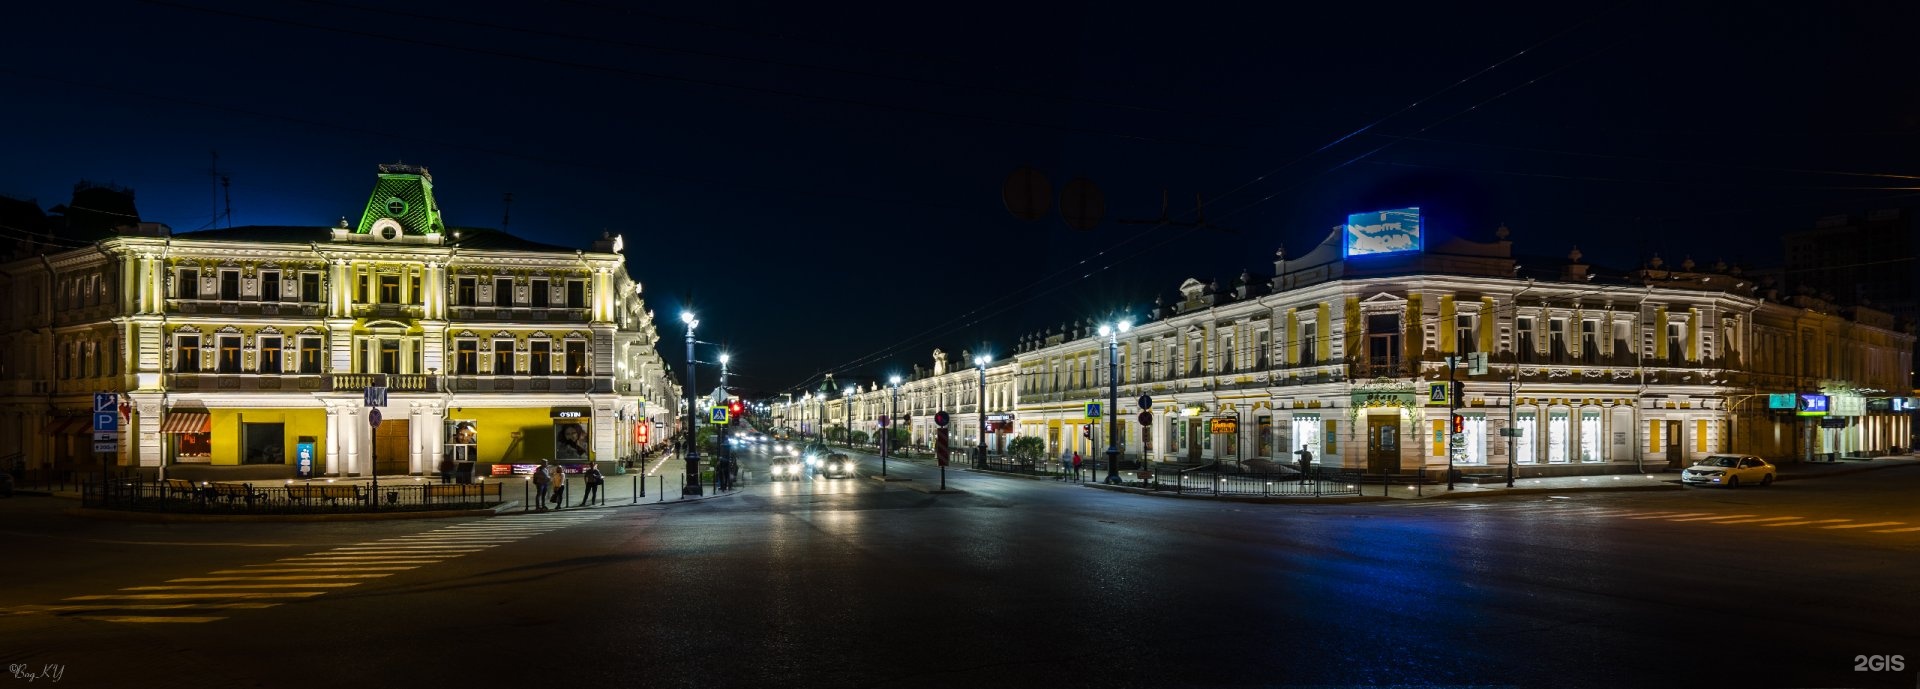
[324,407,342,476]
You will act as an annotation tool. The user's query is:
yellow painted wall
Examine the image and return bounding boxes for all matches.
[455,407,561,463]
[1438,295,1456,352]
[207,408,327,466]
[1479,297,1495,353]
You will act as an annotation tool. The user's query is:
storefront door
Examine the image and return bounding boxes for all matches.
[1665,420,1683,469]
[1187,418,1203,463]
[1367,415,1399,474]
[375,419,410,476]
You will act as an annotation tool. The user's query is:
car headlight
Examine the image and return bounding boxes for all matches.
[831,463,842,471]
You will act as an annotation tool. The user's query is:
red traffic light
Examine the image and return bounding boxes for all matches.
[729,400,744,416]
[1451,414,1465,434]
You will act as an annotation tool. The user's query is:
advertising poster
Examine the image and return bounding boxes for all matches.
[1344,207,1423,257]
[445,419,478,461]
[553,408,591,460]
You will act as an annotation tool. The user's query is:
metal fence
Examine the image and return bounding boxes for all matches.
[1130,465,1365,497]
[82,478,507,514]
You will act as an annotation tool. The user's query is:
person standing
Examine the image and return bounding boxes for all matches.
[1295,444,1314,484]
[530,459,552,510]
[1071,451,1083,482]
[549,463,567,509]
[580,463,603,506]
[438,451,455,485]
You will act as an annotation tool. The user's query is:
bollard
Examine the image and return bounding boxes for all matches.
[522,480,529,513]
[657,475,663,502]
[632,475,638,504]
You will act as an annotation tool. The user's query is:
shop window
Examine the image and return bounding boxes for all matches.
[1547,411,1570,463]
[1463,414,1487,465]
[1516,412,1537,464]
[1580,411,1602,461]
[1291,414,1321,456]
[242,422,285,465]
[1257,415,1274,457]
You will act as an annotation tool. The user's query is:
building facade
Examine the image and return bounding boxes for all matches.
[0,165,680,478]
[796,224,1913,477]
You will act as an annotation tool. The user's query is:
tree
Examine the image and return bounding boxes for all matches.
[850,430,870,445]
[1007,436,1045,463]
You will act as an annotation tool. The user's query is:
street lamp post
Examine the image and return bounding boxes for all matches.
[843,387,854,450]
[719,353,730,491]
[680,311,701,496]
[886,375,901,477]
[974,354,990,469]
[1100,320,1131,484]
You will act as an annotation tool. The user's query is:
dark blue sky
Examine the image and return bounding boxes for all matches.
[4,0,1917,394]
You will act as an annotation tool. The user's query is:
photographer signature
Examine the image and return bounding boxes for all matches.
[8,664,64,683]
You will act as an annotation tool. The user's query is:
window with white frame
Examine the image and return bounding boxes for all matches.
[1463,413,1487,465]
[259,336,282,373]
[1291,414,1322,456]
[1456,314,1475,354]
[1579,410,1602,461]
[1547,410,1570,463]
[1516,411,1537,464]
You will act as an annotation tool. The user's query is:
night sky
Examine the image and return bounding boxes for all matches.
[4,1,1917,396]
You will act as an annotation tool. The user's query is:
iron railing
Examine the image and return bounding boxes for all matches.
[82,479,506,513]
[1130,464,1364,497]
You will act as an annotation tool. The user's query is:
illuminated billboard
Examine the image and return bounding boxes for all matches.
[1344,207,1423,257]
[1795,394,1828,416]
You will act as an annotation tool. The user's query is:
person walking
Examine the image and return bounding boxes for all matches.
[1057,448,1072,481]
[1071,451,1083,482]
[530,459,552,510]
[549,463,567,509]
[1295,444,1314,484]
[580,463,603,506]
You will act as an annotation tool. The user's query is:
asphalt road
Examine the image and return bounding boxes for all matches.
[2,445,1916,689]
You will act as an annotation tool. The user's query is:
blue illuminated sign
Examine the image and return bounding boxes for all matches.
[1344,207,1423,257]
[1796,393,1828,416]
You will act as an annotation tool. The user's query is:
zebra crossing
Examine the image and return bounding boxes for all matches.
[1393,500,1918,535]
[2,512,608,624]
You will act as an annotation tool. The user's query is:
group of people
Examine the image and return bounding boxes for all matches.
[529,459,604,510]
[1056,450,1084,481]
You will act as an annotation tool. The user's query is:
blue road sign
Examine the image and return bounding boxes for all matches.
[94,392,117,413]
[94,412,118,432]
[365,386,387,407]
[1084,402,1102,419]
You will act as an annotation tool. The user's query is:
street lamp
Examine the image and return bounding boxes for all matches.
[886,374,902,477]
[719,353,731,490]
[681,311,701,496]
[843,386,854,450]
[974,354,990,469]
[1099,320,1131,484]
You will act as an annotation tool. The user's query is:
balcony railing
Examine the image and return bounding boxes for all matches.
[447,375,594,393]
[329,373,436,392]
[448,306,590,322]
[166,373,328,392]
[170,299,326,317]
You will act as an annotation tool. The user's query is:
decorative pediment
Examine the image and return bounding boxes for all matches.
[493,330,514,339]
[1178,278,1208,299]
[214,325,242,334]
[1362,292,1404,304]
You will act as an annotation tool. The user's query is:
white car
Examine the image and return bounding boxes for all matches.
[1681,455,1776,488]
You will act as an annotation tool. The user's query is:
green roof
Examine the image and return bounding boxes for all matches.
[355,164,444,236]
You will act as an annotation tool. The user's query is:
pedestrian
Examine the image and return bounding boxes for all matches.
[1072,451,1083,482]
[549,463,567,508]
[1058,448,1072,481]
[438,451,455,485]
[580,463,603,506]
[1295,444,1314,484]
[531,459,551,510]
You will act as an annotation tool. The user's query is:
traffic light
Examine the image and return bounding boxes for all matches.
[729,400,744,417]
[1451,414,1465,434]
[1451,380,1466,404]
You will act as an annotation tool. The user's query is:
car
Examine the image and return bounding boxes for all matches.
[1681,455,1775,488]
[768,457,803,481]
[818,452,855,478]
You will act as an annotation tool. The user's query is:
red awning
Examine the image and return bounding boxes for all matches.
[160,412,212,434]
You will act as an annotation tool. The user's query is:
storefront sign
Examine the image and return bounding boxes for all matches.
[296,441,316,479]
[1795,394,1828,416]
[1354,391,1417,409]
[1831,395,1865,417]
[1766,393,1796,410]
[552,408,591,419]
[1209,417,1239,434]
[493,463,545,476]
[1819,417,1849,429]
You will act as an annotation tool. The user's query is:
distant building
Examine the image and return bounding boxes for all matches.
[0,164,681,478]
[1784,209,1917,330]
[797,219,1915,477]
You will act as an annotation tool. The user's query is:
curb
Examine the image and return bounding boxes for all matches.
[1775,461,1919,482]
[1079,482,1390,504]
[64,506,503,523]
[1408,483,1683,500]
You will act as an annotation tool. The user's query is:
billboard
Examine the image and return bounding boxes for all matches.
[1766,393,1796,410]
[1795,394,1829,416]
[1344,207,1423,257]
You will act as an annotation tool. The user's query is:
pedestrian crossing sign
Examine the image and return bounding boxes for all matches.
[710,406,729,425]
[1085,402,1102,419]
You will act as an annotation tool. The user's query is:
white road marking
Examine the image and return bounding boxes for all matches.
[167,575,391,582]
[1766,519,1853,527]
[1711,517,1802,524]
[1822,521,1905,530]
[66,592,329,600]
[123,583,361,590]
[1630,512,1708,520]
[1871,526,1920,533]
[73,615,226,623]
[1669,514,1756,522]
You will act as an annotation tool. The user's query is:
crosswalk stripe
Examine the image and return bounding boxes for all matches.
[1631,512,1708,520]
[8,603,280,612]
[1822,521,1904,530]
[168,575,391,582]
[1712,517,1802,524]
[74,615,226,623]
[230,566,418,572]
[1766,519,1852,527]
[1670,514,1756,522]
[67,592,328,600]
[123,583,361,590]
[1871,526,1920,533]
